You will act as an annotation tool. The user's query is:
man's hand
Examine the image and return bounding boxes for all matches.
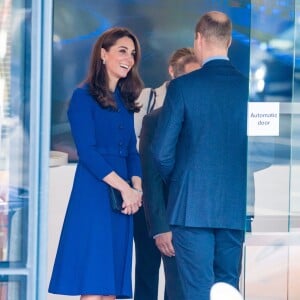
[154,231,175,257]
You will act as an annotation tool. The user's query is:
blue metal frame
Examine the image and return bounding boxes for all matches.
[29,0,53,299]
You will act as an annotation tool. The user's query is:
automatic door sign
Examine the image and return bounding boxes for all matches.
[247,102,279,136]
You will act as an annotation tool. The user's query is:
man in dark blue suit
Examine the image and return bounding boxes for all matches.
[134,49,199,300]
[139,108,185,300]
[152,11,249,300]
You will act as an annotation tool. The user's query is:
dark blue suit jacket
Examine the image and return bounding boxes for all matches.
[152,59,249,230]
[139,108,170,237]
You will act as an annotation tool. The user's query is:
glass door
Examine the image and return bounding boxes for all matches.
[244,0,300,298]
[0,0,52,299]
[0,0,31,298]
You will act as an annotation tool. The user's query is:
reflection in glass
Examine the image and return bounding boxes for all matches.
[0,1,30,267]
[0,188,28,264]
[289,2,300,232]
[0,275,26,300]
[244,1,300,298]
[248,0,297,233]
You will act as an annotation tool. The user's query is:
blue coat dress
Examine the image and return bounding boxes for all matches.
[48,85,142,298]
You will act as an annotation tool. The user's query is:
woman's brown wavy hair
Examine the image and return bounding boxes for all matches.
[85,27,144,112]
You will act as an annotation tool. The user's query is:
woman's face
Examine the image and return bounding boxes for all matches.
[101,36,136,89]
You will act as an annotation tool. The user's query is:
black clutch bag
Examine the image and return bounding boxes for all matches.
[109,186,123,212]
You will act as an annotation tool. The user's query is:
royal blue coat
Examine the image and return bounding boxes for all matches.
[49,85,141,298]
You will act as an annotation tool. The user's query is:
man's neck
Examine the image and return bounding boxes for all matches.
[202,47,228,60]
[202,55,229,65]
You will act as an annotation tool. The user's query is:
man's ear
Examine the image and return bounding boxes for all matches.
[195,32,202,48]
[196,32,202,41]
[168,66,175,79]
[227,37,232,49]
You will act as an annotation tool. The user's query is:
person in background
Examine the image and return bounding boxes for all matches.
[48,27,143,300]
[134,47,200,300]
[134,48,200,138]
[152,11,249,300]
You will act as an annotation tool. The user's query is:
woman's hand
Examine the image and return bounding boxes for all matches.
[103,172,142,215]
[121,185,142,215]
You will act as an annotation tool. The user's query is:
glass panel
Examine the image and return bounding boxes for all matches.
[0,0,30,266]
[289,0,300,232]
[245,1,300,298]
[248,0,300,233]
[248,0,295,233]
[50,0,251,163]
[0,275,26,300]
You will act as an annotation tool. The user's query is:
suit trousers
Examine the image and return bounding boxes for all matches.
[134,208,184,300]
[161,254,184,300]
[172,226,245,300]
[133,207,165,300]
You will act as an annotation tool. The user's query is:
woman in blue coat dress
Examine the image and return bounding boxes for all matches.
[49,27,144,300]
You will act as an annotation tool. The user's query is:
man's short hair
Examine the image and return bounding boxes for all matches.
[195,11,232,47]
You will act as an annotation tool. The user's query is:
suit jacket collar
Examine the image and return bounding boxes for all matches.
[203,56,229,65]
[202,58,232,69]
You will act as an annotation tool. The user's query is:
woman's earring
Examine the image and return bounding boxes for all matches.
[102,59,106,65]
